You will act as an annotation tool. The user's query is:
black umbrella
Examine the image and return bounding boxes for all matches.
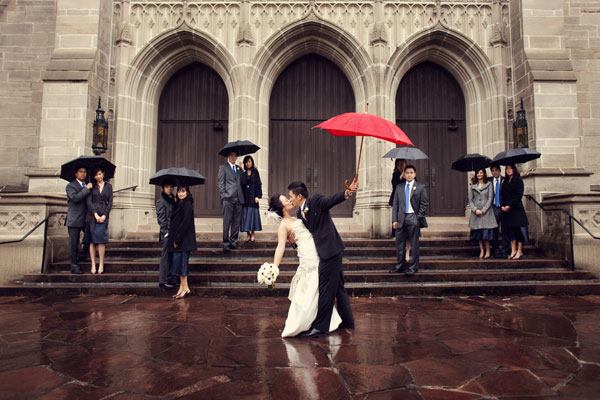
[451,153,491,172]
[383,146,429,160]
[149,167,206,187]
[60,156,116,182]
[492,148,541,166]
[218,140,260,157]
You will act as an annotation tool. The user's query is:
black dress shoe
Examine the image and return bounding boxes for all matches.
[222,244,230,254]
[404,266,419,276]
[302,328,324,338]
[159,283,174,289]
[70,267,83,275]
[229,242,239,250]
[390,263,407,273]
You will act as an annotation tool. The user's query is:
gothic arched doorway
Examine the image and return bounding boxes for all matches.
[269,54,356,217]
[396,61,467,216]
[156,62,228,216]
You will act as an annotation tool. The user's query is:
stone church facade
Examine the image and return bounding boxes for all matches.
[1,0,599,254]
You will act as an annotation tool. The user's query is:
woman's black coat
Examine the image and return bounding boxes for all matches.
[500,176,528,227]
[388,170,405,207]
[168,197,197,252]
[240,168,263,208]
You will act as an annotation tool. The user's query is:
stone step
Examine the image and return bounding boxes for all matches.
[20,269,594,284]
[88,245,545,258]
[4,279,600,297]
[124,230,470,240]
[107,238,482,249]
[48,257,566,272]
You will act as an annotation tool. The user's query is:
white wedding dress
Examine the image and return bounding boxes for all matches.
[281,219,342,337]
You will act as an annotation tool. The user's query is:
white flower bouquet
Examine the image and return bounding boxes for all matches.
[257,262,279,289]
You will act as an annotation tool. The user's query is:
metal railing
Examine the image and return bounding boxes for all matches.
[525,194,600,270]
[0,185,138,273]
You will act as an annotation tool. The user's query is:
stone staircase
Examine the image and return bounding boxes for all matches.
[5,221,600,296]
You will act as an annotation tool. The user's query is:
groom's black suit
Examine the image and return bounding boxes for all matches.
[298,192,354,332]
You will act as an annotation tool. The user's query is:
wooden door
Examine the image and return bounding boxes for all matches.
[157,63,228,216]
[269,54,356,217]
[396,62,467,216]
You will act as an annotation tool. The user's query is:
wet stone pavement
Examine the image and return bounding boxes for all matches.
[1,295,600,400]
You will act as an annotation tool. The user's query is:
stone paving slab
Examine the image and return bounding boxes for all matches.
[0,295,599,399]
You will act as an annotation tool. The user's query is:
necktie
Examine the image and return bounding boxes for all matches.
[405,183,410,213]
[231,165,236,174]
[80,182,84,188]
[494,179,500,207]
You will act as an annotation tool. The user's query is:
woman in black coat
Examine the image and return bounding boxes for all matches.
[240,155,263,242]
[86,168,113,274]
[389,159,406,238]
[169,186,197,298]
[500,164,528,260]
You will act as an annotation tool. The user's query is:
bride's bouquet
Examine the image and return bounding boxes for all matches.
[257,262,279,289]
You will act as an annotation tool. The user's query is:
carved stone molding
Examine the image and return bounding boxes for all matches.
[0,211,42,232]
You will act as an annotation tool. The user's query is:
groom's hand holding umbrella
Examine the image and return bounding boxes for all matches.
[344,177,359,198]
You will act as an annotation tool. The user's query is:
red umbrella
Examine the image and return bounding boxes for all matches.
[314,112,413,187]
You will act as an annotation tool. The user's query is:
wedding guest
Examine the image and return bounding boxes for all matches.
[240,155,262,243]
[86,168,113,274]
[156,181,177,289]
[169,186,197,299]
[65,166,92,274]
[388,159,406,207]
[389,159,406,238]
[217,151,245,253]
[500,164,528,260]
[489,165,507,257]
[468,169,498,259]
[392,165,428,275]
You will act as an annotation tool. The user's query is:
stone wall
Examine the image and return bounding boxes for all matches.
[0,0,56,191]
[565,0,600,185]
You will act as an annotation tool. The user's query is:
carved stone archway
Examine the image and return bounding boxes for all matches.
[111,26,238,235]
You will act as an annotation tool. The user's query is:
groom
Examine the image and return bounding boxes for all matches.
[288,178,359,337]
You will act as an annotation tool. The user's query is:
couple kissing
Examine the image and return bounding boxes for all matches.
[268,179,358,338]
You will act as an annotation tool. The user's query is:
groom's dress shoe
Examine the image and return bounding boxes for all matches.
[302,328,324,338]
[405,266,419,276]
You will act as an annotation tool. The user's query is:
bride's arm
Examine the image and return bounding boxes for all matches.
[273,221,288,267]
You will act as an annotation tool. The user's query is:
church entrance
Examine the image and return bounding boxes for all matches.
[396,61,467,216]
[269,54,356,217]
[156,63,229,216]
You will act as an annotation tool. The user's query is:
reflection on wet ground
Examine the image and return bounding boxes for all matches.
[1,295,600,399]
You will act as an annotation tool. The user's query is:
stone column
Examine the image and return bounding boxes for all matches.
[28,0,113,194]
[357,0,392,238]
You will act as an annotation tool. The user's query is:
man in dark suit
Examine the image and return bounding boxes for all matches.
[288,178,358,337]
[65,166,93,274]
[217,151,245,253]
[489,165,507,258]
[392,165,428,275]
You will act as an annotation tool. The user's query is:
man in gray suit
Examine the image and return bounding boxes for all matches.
[65,166,93,274]
[217,151,245,253]
[392,165,428,275]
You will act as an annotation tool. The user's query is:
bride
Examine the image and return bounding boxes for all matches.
[268,194,342,337]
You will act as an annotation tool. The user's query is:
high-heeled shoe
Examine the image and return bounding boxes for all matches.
[98,266,104,274]
[175,289,190,299]
[512,253,523,260]
[508,253,516,259]
[91,266,97,274]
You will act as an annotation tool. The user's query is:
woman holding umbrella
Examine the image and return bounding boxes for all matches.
[500,164,528,260]
[468,169,497,259]
[86,168,113,274]
[240,155,262,243]
[169,185,197,299]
